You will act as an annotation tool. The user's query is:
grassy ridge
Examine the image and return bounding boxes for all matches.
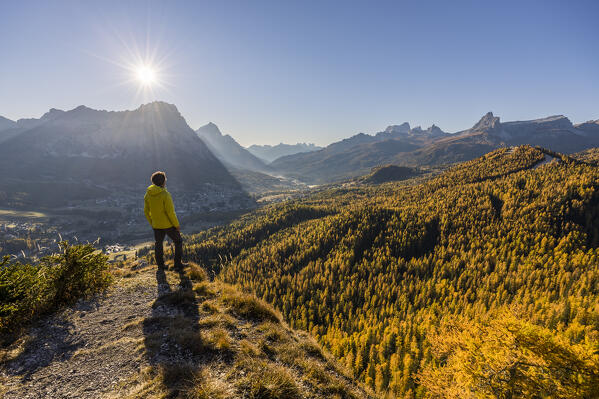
[115,263,375,399]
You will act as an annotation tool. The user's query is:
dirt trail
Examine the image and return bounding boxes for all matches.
[0,266,169,399]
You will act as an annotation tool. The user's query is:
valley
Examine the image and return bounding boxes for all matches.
[0,186,255,260]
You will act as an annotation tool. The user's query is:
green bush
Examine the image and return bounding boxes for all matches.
[0,241,111,340]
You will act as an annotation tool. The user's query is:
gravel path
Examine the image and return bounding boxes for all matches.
[0,267,161,399]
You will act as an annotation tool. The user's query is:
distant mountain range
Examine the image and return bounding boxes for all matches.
[246,142,322,163]
[271,113,599,183]
[2,104,598,196]
[195,122,270,173]
[0,102,240,206]
[270,122,449,183]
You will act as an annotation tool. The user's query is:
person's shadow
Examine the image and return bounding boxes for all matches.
[142,265,200,395]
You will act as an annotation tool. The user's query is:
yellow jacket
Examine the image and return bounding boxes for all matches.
[144,185,180,229]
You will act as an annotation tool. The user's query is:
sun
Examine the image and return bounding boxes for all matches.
[135,65,157,86]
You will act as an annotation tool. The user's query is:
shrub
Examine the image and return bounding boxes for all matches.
[0,242,111,340]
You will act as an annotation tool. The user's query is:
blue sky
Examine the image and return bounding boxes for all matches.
[1,0,598,146]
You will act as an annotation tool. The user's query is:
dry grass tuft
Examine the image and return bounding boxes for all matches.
[198,313,236,330]
[203,327,232,352]
[235,361,301,399]
[257,322,288,343]
[193,282,215,298]
[158,363,196,391]
[299,339,325,360]
[173,330,205,355]
[200,301,218,314]
[186,263,208,282]
[221,288,280,323]
[239,339,261,357]
[185,368,232,399]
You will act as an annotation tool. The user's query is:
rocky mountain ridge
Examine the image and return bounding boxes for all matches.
[195,122,269,173]
[271,112,599,183]
[0,102,240,206]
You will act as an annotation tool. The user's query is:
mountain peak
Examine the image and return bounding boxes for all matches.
[41,108,65,120]
[136,101,180,116]
[197,122,223,137]
[195,123,269,172]
[426,124,446,136]
[502,115,573,130]
[384,122,411,134]
[60,105,105,120]
[472,112,500,131]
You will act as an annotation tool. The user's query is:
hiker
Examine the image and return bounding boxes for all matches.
[144,171,184,269]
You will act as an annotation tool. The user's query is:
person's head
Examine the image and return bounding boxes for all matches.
[151,171,166,187]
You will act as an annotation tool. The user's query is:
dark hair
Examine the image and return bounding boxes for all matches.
[151,171,166,187]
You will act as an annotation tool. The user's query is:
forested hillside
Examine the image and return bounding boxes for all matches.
[183,146,599,397]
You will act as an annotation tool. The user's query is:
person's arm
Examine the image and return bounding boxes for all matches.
[144,194,152,226]
[164,192,180,229]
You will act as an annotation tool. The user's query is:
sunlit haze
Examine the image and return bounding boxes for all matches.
[135,65,157,87]
[1,0,598,146]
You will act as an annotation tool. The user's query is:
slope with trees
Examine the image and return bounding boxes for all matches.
[184,145,599,396]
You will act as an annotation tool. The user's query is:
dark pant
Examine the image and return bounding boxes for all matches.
[153,227,183,267]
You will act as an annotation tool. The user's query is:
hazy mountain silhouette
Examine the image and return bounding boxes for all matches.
[0,115,16,131]
[271,122,448,183]
[0,109,71,144]
[408,113,599,166]
[247,142,322,163]
[575,119,599,135]
[4,105,598,188]
[0,117,21,144]
[272,113,599,184]
[195,122,269,173]
[0,102,240,206]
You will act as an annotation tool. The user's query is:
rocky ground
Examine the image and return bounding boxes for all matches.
[0,266,164,398]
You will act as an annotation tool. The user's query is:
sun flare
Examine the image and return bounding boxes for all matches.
[135,65,157,86]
